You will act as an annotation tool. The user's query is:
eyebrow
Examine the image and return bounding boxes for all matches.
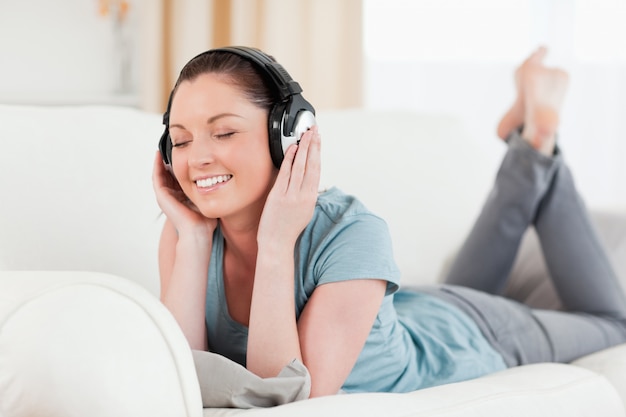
[169,112,244,130]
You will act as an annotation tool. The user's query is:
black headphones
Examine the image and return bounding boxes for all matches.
[158,46,316,170]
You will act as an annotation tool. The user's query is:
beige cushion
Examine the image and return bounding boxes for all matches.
[193,351,310,408]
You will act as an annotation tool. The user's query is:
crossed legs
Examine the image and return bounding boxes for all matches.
[443,47,626,364]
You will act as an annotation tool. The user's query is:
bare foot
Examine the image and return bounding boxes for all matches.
[496,48,547,140]
[497,47,569,156]
[521,63,569,155]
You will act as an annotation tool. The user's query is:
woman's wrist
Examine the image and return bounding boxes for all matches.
[257,226,300,249]
[256,237,297,263]
[175,224,215,247]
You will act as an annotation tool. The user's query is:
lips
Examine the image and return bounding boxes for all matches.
[196,174,233,189]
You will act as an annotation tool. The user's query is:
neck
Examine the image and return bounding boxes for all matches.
[219,183,274,274]
[221,221,258,262]
[219,204,263,275]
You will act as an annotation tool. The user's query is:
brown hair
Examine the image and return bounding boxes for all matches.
[171,50,278,111]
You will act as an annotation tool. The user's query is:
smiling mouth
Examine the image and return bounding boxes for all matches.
[196,175,233,188]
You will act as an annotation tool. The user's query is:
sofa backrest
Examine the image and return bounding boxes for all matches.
[0,105,504,293]
[0,105,164,294]
[317,109,503,285]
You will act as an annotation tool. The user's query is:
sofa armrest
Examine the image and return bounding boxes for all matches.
[0,271,202,417]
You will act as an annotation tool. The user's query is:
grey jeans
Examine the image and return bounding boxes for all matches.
[431,131,626,367]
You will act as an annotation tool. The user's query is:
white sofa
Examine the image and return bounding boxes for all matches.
[1,104,626,417]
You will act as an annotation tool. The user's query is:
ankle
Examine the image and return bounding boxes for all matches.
[521,108,559,156]
[497,99,525,140]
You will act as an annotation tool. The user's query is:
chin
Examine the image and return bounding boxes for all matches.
[196,205,225,220]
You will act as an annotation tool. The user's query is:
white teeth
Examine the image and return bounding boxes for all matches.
[196,175,232,188]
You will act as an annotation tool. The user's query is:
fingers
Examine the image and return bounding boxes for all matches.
[153,150,185,207]
[274,141,298,193]
[288,129,311,188]
[152,150,175,190]
[301,127,321,193]
[286,126,321,193]
[152,151,167,188]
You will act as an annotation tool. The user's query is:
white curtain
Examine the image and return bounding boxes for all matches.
[138,0,363,113]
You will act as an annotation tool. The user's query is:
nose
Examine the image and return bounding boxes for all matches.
[187,136,215,168]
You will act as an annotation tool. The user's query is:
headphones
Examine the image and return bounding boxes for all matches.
[158,46,316,170]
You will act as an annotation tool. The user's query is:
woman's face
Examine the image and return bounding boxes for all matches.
[168,73,276,223]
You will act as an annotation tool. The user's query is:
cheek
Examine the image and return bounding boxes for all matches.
[170,155,186,179]
[170,153,192,189]
[231,137,276,186]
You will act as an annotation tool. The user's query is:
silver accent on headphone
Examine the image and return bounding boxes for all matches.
[280,110,317,154]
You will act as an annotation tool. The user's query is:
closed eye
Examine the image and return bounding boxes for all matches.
[214,132,236,140]
[172,140,191,148]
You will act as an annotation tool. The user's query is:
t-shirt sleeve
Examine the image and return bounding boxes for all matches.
[311,214,401,295]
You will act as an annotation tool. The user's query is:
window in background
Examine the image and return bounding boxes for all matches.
[574,0,626,63]
[364,0,531,62]
[363,0,626,209]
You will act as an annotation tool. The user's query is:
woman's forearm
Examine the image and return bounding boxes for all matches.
[246,242,302,377]
[161,234,212,351]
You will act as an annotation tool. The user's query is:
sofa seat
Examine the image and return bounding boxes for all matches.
[206,365,625,417]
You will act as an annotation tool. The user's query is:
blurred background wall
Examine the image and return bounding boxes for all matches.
[0,0,363,111]
[0,0,624,208]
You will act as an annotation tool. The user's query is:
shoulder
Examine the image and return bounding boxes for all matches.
[314,187,380,224]
[307,187,391,243]
[300,188,400,293]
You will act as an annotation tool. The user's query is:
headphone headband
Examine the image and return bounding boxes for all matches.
[211,47,303,100]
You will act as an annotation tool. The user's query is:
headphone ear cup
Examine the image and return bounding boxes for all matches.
[268,101,288,169]
[268,97,317,169]
[158,128,173,169]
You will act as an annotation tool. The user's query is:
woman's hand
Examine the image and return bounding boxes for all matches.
[247,126,321,378]
[154,151,214,351]
[257,126,321,246]
[152,151,217,239]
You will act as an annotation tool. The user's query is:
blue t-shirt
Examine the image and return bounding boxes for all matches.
[205,187,506,393]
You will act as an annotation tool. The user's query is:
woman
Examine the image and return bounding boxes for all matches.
[152,46,626,398]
